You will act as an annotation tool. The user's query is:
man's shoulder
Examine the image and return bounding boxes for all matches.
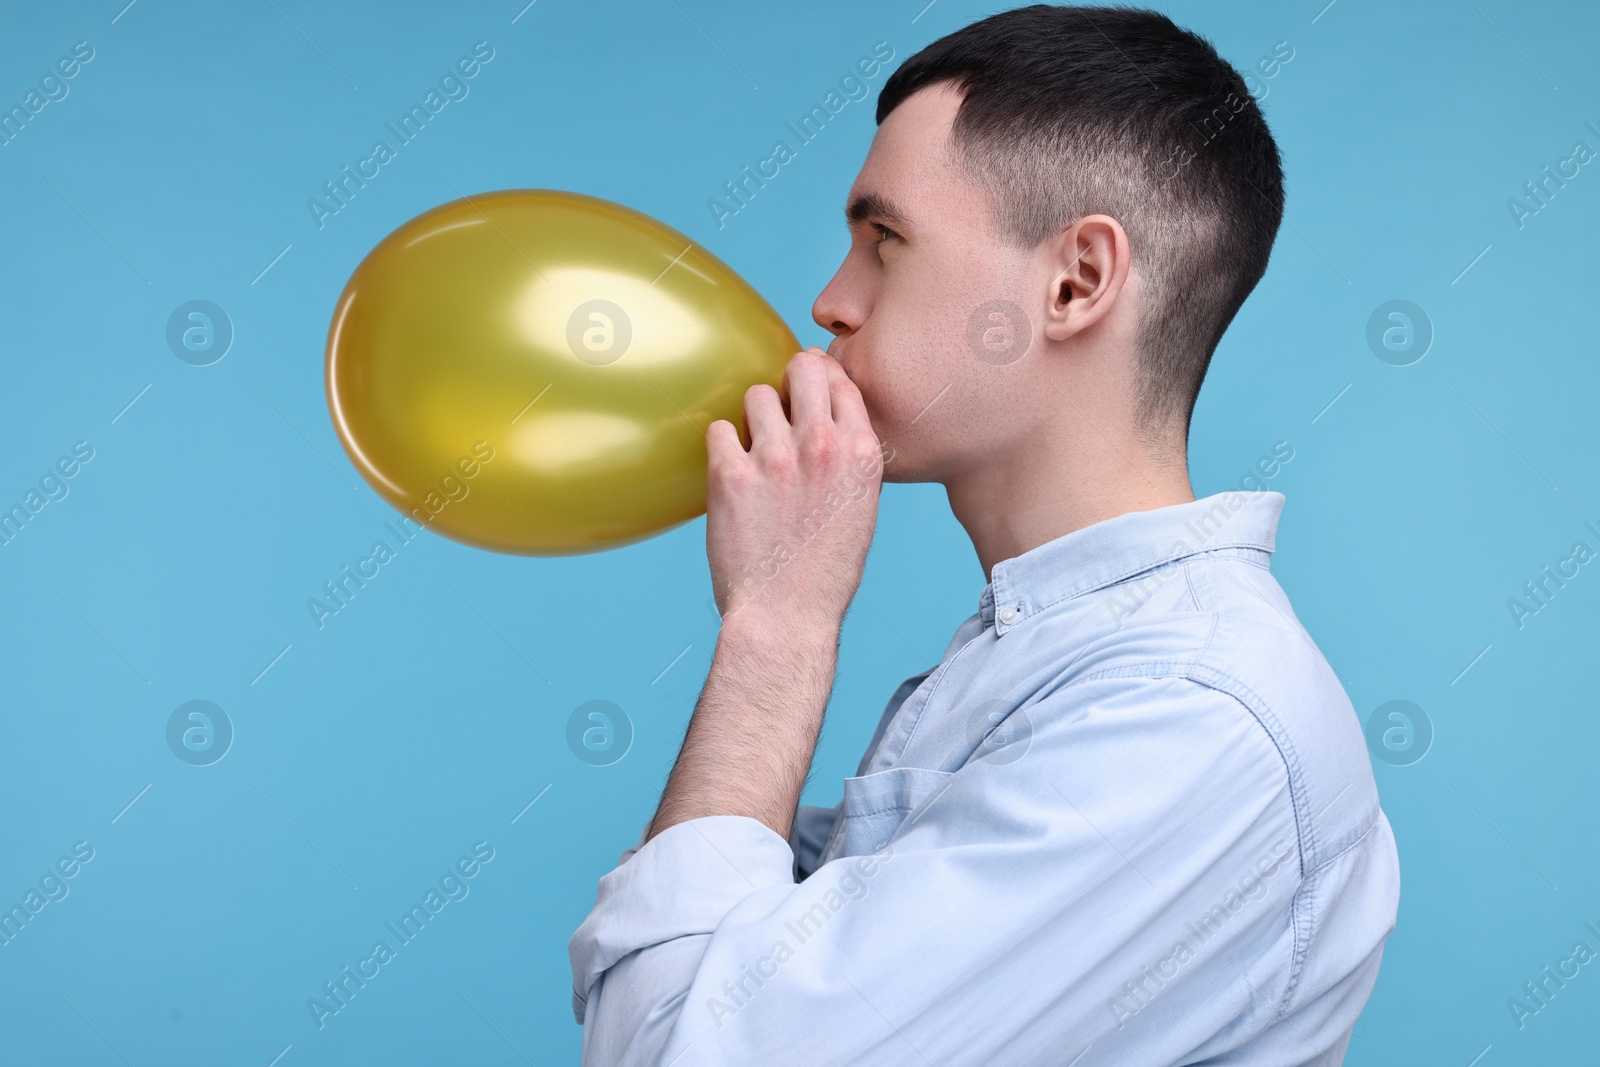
[1022,553,1382,874]
[1024,552,1342,707]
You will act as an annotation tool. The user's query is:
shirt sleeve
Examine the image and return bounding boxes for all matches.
[568,675,1305,1066]
[788,802,840,880]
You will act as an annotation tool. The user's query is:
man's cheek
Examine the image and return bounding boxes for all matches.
[848,362,887,421]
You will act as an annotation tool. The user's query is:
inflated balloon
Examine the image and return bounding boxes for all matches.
[325,189,799,555]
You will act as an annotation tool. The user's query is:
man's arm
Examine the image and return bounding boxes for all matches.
[646,612,839,846]
[643,347,885,845]
[568,347,884,1062]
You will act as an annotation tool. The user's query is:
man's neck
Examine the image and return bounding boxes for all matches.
[943,442,1194,581]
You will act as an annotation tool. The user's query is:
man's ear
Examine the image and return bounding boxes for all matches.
[1040,214,1131,342]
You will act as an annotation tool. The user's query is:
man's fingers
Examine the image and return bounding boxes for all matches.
[743,350,880,468]
[783,349,835,435]
[823,353,876,442]
[743,382,787,451]
[705,418,745,464]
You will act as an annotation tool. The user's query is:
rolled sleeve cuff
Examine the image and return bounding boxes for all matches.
[568,815,795,1022]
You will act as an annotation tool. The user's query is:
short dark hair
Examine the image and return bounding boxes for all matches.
[877,4,1285,444]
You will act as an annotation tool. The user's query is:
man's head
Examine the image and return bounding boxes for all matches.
[812,5,1284,483]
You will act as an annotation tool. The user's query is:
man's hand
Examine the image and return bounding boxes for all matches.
[705,347,886,634]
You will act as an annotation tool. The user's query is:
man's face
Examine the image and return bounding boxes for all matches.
[812,82,1035,483]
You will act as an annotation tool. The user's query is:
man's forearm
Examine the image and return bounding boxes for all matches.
[646,608,840,845]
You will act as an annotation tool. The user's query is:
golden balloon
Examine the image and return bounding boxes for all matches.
[325,189,798,555]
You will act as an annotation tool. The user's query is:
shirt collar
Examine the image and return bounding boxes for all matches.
[978,491,1285,632]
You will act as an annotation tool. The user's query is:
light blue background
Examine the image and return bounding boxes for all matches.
[1,0,1595,1063]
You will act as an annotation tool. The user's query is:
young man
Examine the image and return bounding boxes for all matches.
[570,6,1399,1064]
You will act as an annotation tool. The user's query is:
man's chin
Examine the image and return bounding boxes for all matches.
[877,451,916,485]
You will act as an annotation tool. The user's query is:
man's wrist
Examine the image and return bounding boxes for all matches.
[717,601,841,656]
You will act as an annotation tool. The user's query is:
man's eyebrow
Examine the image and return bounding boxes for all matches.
[845,191,913,231]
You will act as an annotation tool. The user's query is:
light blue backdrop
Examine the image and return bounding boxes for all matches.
[1,0,1595,1063]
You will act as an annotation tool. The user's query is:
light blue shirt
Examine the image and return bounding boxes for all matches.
[569,490,1400,1066]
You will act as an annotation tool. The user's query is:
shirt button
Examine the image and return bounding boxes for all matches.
[998,606,1020,625]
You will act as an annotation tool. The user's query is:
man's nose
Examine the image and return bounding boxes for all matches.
[810,270,859,341]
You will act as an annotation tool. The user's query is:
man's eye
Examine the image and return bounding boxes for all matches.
[872,223,897,244]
